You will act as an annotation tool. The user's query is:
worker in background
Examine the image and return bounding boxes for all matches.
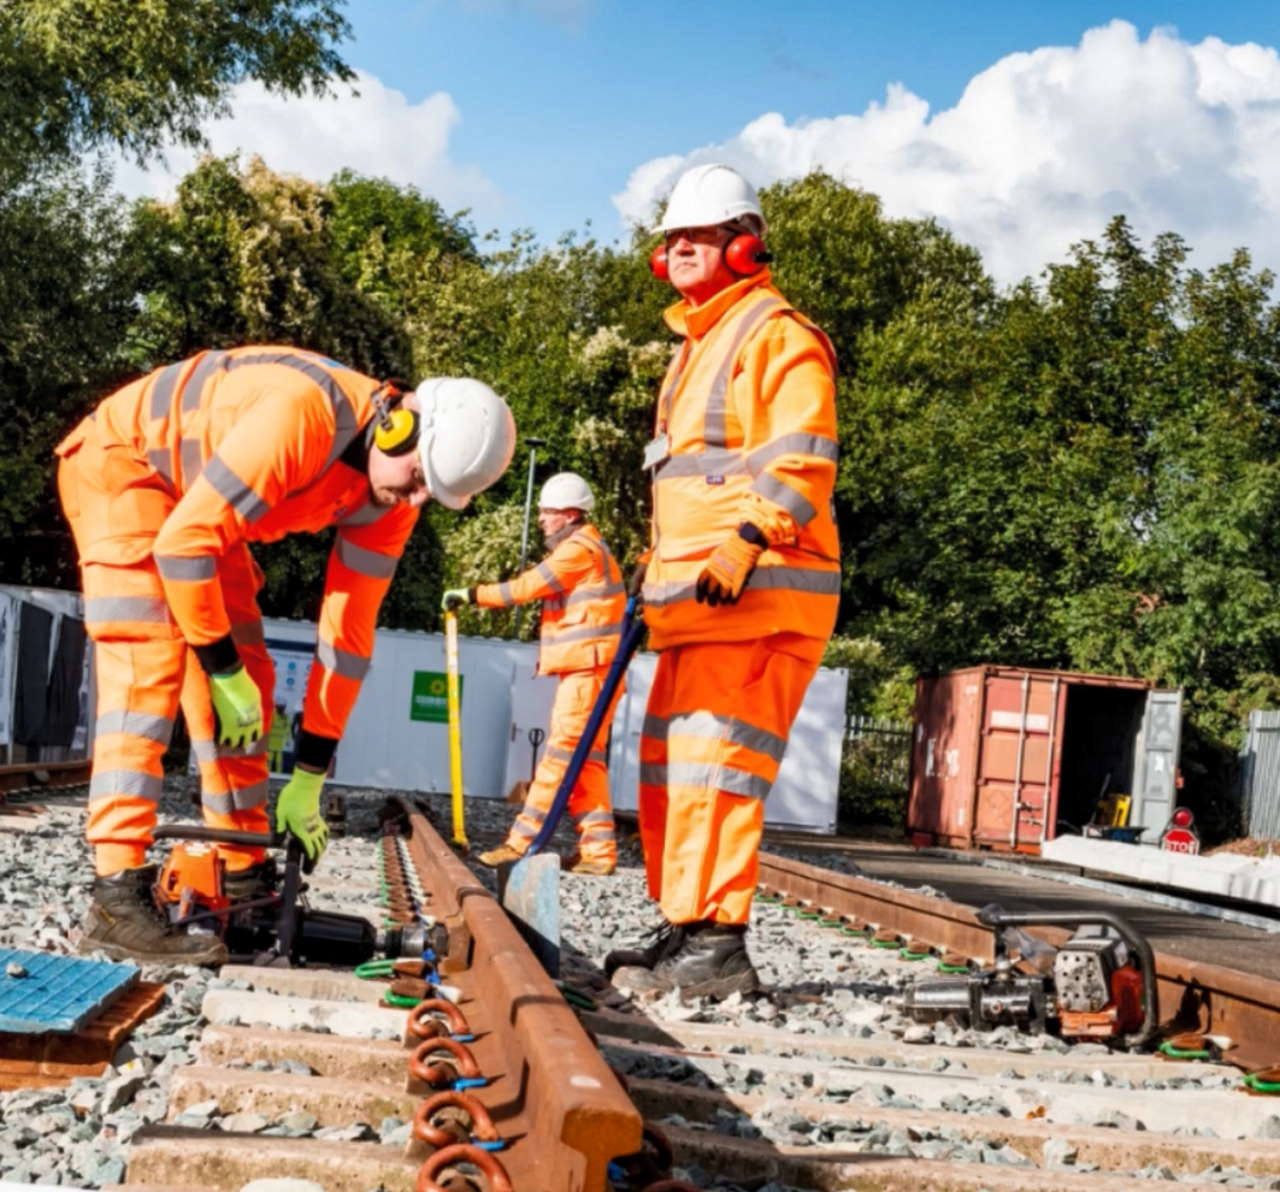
[56,348,515,964]
[444,472,625,875]
[606,163,840,999]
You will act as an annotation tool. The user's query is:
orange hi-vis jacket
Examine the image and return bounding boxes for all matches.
[55,346,417,740]
[475,522,625,674]
[643,270,840,650]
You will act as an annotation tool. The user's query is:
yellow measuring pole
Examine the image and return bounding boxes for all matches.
[444,609,468,850]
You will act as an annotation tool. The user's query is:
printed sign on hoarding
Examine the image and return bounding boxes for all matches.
[411,670,460,723]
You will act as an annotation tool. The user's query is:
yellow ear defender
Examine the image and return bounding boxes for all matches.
[372,380,419,456]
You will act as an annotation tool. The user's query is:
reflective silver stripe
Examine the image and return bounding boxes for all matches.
[316,639,370,679]
[190,738,219,764]
[655,447,748,480]
[543,621,623,646]
[580,827,615,842]
[515,804,547,823]
[668,710,788,764]
[546,744,576,763]
[182,351,228,412]
[536,562,565,595]
[180,437,203,491]
[510,819,539,840]
[85,596,172,624]
[336,500,391,527]
[589,747,607,762]
[564,581,624,609]
[203,453,271,522]
[577,810,613,826]
[639,760,772,799]
[155,554,217,581]
[203,780,269,814]
[749,566,841,594]
[642,713,670,740]
[337,535,398,579]
[231,619,265,646]
[751,472,817,526]
[89,769,163,802]
[147,446,174,488]
[746,432,839,474]
[224,351,360,466]
[94,711,174,745]
[704,298,785,449]
[496,581,515,607]
[148,362,186,421]
[643,565,840,606]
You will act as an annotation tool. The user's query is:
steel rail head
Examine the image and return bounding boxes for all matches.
[412,1090,499,1150]
[416,1143,514,1192]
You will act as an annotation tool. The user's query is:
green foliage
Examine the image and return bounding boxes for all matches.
[0,0,351,184]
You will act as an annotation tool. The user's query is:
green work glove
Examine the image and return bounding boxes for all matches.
[208,664,264,749]
[274,767,329,863]
[441,587,472,612]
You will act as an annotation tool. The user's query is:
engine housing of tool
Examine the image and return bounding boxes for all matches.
[153,825,440,968]
[893,907,1154,1048]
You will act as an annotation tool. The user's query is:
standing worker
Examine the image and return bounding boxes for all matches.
[445,472,625,875]
[607,164,840,998]
[57,347,515,963]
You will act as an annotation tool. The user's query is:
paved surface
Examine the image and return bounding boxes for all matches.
[767,834,1280,979]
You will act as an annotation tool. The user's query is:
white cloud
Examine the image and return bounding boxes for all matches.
[107,70,503,220]
[613,21,1280,285]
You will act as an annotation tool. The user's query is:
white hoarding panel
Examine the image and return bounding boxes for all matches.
[502,658,559,798]
[607,651,847,835]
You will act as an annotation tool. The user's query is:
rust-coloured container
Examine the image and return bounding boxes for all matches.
[909,665,1161,854]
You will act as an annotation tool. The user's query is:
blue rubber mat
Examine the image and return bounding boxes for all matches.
[0,949,138,1034]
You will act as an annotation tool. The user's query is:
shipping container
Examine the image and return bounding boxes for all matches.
[908,665,1182,852]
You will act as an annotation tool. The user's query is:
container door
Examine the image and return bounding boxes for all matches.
[1130,688,1183,842]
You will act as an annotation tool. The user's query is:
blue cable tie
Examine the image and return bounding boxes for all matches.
[452,1076,488,1091]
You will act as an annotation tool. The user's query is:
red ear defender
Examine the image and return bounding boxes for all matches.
[649,244,669,281]
[724,233,772,275]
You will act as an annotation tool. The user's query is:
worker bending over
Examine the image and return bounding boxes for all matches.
[446,472,625,875]
[607,164,840,999]
[57,347,515,963]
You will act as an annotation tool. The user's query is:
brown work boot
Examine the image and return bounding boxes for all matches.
[604,919,686,978]
[562,853,615,876]
[476,843,525,868]
[81,865,227,966]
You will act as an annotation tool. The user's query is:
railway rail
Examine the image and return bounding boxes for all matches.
[22,791,1268,1191]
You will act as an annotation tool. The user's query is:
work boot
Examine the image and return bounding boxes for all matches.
[81,865,227,966]
[223,856,279,903]
[476,843,525,868]
[561,852,615,877]
[604,919,686,978]
[612,921,760,1001]
[223,856,281,951]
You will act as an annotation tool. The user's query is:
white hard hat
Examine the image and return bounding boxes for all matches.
[539,471,594,512]
[414,378,516,510]
[659,163,766,234]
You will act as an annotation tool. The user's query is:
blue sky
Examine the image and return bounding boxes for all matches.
[114,2,1280,284]
[346,0,1278,240]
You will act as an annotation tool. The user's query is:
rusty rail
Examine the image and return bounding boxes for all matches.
[757,849,1280,1071]
[389,797,644,1191]
[0,759,90,799]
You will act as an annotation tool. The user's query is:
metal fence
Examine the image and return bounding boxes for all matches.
[839,715,912,822]
[1239,709,1280,840]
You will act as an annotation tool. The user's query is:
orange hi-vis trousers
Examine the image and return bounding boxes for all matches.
[638,632,823,925]
[58,449,273,877]
[505,667,619,864]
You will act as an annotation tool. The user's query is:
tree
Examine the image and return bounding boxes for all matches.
[0,0,351,184]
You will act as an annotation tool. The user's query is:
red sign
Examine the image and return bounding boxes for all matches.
[1160,807,1200,854]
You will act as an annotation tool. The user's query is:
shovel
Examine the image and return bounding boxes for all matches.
[443,608,469,852]
[499,595,646,975]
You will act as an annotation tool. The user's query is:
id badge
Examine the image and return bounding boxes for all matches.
[642,433,671,472]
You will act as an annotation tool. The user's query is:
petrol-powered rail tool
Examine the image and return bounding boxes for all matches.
[891,905,1158,1049]
[153,824,440,967]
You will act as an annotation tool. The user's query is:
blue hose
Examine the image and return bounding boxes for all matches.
[526,596,645,856]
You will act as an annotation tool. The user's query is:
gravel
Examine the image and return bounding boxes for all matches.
[1,779,1274,1192]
